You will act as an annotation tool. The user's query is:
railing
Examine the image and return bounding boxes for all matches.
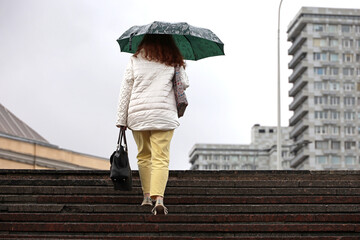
[289,63,307,83]
[289,77,308,97]
[289,88,308,111]
[288,34,306,55]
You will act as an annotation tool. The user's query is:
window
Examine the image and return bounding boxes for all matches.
[341,25,351,33]
[315,126,327,135]
[345,127,356,135]
[316,156,327,164]
[331,141,340,150]
[313,52,327,61]
[330,53,338,62]
[330,39,338,47]
[259,129,266,133]
[356,54,360,62]
[344,111,355,120]
[330,68,339,75]
[231,155,239,161]
[329,111,340,120]
[328,25,337,33]
[329,126,340,135]
[313,38,327,47]
[357,40,360,48]
[343,68,354,76]
[329,82,339,90]
[342,39,353,48]
[344,83,355,91]
[356,68,360,76]
[314,82,325,90]
[314,67,326,75]
[330,156,341,165]
[314,24,324,32]
[329,96,340,105]
[314,96,327,105]
[345,156,356,165]
[343,53,353,63]
[315,111,327,119]
[223,155,230,161]
[344,97,355,106]
[315,141,328,149]
[356,26,360,33]
[203,155,212,160]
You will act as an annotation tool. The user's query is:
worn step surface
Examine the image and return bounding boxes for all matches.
[0,169,359,239]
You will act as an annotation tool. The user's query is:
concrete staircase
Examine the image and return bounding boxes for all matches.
[0,170,359,239]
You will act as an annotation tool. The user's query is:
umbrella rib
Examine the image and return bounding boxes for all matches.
[183,35,197,60]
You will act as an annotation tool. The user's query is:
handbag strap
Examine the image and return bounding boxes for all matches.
[116,129,128,152]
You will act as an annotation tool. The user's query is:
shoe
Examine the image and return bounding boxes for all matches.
[151,198,168,215]
[141,196,153,206]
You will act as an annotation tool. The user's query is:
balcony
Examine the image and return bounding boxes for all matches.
[290,148,309,169]
[289,77,308,97]
[289,88,308,111]
[289,104,309,126]
[290,118,309,139]
[289,62,307,83]
[288,48,307,69]
[288,34,306,55]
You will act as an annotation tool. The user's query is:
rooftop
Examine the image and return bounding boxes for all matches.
[0,103,49,145]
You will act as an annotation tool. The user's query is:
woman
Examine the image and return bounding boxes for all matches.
[116,34,189,215]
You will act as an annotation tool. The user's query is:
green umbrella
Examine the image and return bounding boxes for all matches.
[117,21,225,61]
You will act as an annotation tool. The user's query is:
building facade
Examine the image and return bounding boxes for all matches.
[189,125,294,170]
[0,103,109,170]
[287,7,360,170]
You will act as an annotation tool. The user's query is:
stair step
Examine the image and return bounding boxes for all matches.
[1,222,359,233]
[1,213,359,223]
[1,235,360,239]
[1,169,359,180]
[1,186,359,195]
[2,203,360,213]
[2,195,359,204]
[1,179,359,187]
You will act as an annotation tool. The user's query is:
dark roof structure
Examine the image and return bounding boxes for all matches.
[0,103,49,144]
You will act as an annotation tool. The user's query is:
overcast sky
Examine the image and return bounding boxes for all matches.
[1,0,359,170]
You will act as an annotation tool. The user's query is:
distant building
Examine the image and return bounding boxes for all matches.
[189,125,294,170]
[0,103,109,170]
[287,7,360,170]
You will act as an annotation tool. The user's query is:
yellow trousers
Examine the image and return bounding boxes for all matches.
[132,130,174,199]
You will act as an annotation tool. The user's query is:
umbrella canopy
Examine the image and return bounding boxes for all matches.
[117,21,224,61]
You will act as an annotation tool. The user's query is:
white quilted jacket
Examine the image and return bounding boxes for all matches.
[116,54,189,131]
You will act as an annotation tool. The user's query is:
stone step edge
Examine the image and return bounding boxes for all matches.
[1,180,359,187]
[1,204,360,214]
[1,213,359,223]
[0,222,359,233]
[2,195,360,204]
[1,235,359,240]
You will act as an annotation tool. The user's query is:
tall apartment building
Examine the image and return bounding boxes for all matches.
[189,125,294,170]
[287,7,360,170]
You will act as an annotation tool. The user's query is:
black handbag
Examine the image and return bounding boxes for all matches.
[110,129,132,191]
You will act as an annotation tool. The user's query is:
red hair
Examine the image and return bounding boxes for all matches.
[134,34,185,68]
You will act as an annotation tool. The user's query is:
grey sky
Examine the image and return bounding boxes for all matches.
[1,0,359,170]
